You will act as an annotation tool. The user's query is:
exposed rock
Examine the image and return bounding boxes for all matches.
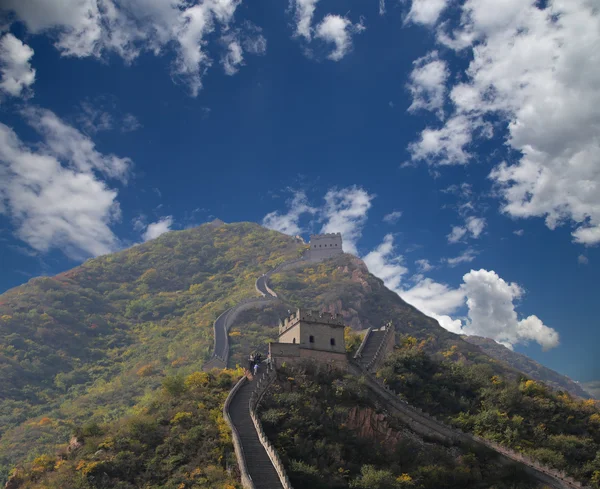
[345,406,403,452]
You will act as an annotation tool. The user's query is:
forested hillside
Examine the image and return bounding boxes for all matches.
[0,221,299,482]
[462,335,591,399]
[1,221,595,488]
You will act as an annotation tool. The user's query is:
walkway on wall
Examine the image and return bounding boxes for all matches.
[228,368,284,489]
[355,329,386,368]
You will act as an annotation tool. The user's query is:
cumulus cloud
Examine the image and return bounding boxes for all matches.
[362,234,409,291]
[321,186,374,254]
[0,109,131,258]
[513,229,524,237]
[407,51,449,118]
[142,216,174,241]
[406,0,450,26]
[460,270,559,350]
[315,14,365,61]
[383,210,402,224]
[0,33,35,99]
[407,0,600,244]
[262,191,316,235]
[1,0,262,96]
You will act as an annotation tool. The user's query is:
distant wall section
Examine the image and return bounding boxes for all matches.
[308,233,343,260]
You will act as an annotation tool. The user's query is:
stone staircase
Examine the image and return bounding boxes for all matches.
[225,365,292,489]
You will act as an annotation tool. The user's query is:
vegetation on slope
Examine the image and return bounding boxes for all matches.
[377,337,600,487]
[0,222,299,482]
[259,363,538,489]
[5,368,242,489]
[462,335,591,399]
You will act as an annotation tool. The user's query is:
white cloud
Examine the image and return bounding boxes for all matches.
[409,115,492,165]
[460,269,559,350]
[383,210,402,224]
[379,0,386,16]
[407,51,449,118]
[2,0,258,96]
[443,248,477,267]
[0,33,35,99]
[447,226,467,244]
[262,191,317,235]
[513,229,524,236]
[408,0,600,245]
[221,37,244,75]
[142,216,174,241]
[22,107,131,182]
[220,24,266,75]
[363,234,409,291]
[578,254,589,265]
[0,109,130,259]
[406,0,450,26]
[447,216,486,243]
[315,14,365,61]
[415,258,433,272]
[321,186,374,254]
[291,0,320,40]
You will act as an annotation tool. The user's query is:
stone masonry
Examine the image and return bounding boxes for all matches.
[308,233,343,260]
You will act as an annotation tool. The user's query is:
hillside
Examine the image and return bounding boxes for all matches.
[584,382,600,401]
[0,220,593,486]
[0,221,300,482]
[462,335,591,399]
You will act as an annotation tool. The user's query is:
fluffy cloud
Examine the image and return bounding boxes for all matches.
[289,1,364,61]
[320,186,374,254]
[0,109,131,258]
[142,216,174,241]
[2,0,263,96]
[262,191,316,235]
[362,234,409,291]
[407,51,448,118]
[291,0,320,40]
[383,210,402,224]
[220,25,266,75]
[460,270,559,350]
[578,254,589,265]
[0,33,35,99]
[406,0,450,26]
[315,14,365,61]
[415,258,433,272]
[447,216,486,243]
[407,0,600,244]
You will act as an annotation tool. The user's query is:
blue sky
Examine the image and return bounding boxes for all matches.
[0,0,599,383]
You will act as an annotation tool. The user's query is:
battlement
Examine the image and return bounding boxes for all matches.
[308,233,343,260]
[279,308,345,334]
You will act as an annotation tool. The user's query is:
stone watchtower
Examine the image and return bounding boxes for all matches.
[308,233,343,260]
[268,309,348,367]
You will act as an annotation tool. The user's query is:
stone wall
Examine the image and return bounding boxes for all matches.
[269,343,348,368]
[308,233,343,260]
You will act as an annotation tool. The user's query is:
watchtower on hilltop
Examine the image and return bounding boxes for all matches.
[308,233,343,260]
[269,309,348,367]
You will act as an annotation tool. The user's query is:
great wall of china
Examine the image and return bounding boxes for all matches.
[203,246,590,489]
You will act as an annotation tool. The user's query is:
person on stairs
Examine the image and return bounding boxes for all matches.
[253,362,259,376]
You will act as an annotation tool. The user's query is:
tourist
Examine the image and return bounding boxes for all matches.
[253,363,259,376]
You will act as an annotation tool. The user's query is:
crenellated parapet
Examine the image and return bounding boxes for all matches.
[279,308,345,335]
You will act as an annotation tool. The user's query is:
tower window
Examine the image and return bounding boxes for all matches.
[309,335,315,343]
[293,338,296,344]
[330,338,336,346]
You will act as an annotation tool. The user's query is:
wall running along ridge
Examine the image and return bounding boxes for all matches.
[217,247,589,489]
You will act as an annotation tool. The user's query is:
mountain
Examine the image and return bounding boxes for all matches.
[584,381,600,400]
[0,221,593,485]
[461,335,592,399]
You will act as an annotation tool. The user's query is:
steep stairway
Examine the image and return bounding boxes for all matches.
[228,367,284,489]
[356,329,386,367]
